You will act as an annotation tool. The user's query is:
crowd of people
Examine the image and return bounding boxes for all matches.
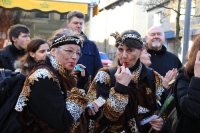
[0,9,199,133]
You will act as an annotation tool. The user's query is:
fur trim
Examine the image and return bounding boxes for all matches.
[14,60,22,70]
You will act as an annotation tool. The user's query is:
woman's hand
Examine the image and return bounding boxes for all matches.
[87,102,99,116]
[194,51,200,78]
[115,66,132,86]
[162,68,178,89]
[150,117,164,131]
[73,64,86,76]
[74,64,90,89]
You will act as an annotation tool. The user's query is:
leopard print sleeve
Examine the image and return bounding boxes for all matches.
[103,87,129,121]
[66,87,89,122]
[95,71,129,122]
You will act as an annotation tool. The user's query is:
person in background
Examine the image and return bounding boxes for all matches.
[66,10,103,81]
[87,30,164,133]
[0,24,30,71]
[140,45,152,67]
[140,45,177,89]
[14,37,50,74]
[145,26,182,133]
[145,26,181,77]
[15,28,97,133]
[175,35,200,133]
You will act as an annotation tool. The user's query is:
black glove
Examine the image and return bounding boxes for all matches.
[77,68,90,89]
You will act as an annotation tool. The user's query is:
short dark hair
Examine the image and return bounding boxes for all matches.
[67,10,85,22]
[7,24,30,44]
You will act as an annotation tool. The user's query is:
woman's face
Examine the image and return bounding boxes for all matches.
[30,43,50,62]
[51,44,81,71]
[140,49,151,67]
[117,44,142,68]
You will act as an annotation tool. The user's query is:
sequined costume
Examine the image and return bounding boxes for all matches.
[87,60,164,133]
[15,54,89,133]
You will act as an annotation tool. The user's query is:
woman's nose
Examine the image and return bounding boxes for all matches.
[122,51,128,57]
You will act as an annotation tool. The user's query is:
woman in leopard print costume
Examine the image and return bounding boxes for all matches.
[14,28,95,133]
[87,30,164,133]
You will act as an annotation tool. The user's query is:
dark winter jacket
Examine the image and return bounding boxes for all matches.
[175,69,200,133]
[0,44,26,71]
[148,45,182,77]
[77,33,103,81]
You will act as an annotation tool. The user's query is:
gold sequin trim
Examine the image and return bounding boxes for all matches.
[15,68,60,112]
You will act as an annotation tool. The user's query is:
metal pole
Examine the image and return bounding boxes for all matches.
[182,0,192,64]
[89,3,94,39]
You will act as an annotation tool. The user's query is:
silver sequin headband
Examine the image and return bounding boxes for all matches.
[110,31,143,46]
[51,35,83,48]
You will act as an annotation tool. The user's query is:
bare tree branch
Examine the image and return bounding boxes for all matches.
[0,8,33,48]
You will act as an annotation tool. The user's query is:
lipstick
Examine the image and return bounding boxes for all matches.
[71,62,75,67]
[123,62,127,67]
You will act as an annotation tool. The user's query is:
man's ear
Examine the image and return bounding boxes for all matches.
[12,36,17,42]
[66,21,69,27]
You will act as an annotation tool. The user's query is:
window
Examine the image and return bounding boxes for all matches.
[154,12,161,26]
[35,11,49,19]
[60,14,68,21]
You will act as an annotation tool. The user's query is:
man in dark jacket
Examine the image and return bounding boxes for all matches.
[66,10,103,81]
[145,26,182,77]
[0,24,30,71]
[145,26,182,133]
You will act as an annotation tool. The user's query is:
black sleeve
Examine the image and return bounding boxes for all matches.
[29,77,74,132]
[177,58,182,69]
[160,87,170,105]
[177,76,200,119]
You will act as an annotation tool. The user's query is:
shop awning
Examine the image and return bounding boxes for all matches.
[165,31,175,39]
[0,0,88,14]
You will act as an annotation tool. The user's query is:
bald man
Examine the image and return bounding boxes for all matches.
[145,26,182,77]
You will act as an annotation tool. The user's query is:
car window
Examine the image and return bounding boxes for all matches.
[100,53,109,60]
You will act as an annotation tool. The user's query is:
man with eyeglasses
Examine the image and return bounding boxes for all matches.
[66,10,103,81]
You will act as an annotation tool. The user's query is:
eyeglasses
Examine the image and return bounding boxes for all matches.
[58,47,82,57]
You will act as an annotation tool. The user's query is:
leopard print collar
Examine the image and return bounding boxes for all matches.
[47,54,76,79]
[131,63,142,84]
